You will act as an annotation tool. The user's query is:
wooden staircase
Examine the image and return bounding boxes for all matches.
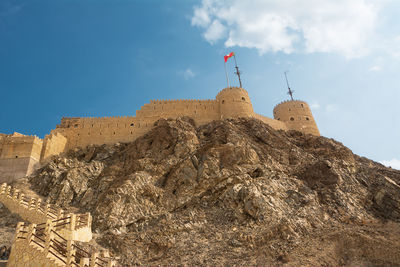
[0,183,117,267]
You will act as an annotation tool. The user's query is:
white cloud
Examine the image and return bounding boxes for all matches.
[369,65,381,72]
[368,56,384,71]
[191,0,381,58]
[381,158,400,170]
[325,104,337,112]
[310,102,320,110]
[385,35,400,59]
[179,68,196,80]
[191,3,211,27]
[203,20,226,44]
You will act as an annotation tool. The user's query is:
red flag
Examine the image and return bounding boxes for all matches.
[224,52,235,62]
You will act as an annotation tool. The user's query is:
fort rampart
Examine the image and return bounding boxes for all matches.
[0,134,42,183]
[40,133,67,163]
[0,183,117,266]
[0,183,92,242]
[0,87,320,182]
[273,100,320,136]
[8,222,116,267]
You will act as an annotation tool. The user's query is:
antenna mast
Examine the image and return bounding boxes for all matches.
[233,54,243,88]
[284,71,294,100]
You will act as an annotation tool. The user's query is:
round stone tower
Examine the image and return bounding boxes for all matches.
[273,100,320,136]
[216,87,254,119]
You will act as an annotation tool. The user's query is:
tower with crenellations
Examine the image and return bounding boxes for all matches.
[0,86,320,183]
[273,100,320,136]
[216,87,254,118]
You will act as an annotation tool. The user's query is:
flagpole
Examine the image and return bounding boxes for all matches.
[224,61,230,88]
[233,54,242,88]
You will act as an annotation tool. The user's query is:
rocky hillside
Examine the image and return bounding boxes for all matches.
[27,117,400,266]
[0,203,23,249]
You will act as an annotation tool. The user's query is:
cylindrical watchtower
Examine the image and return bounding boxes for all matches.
[216,87,254,119]
[273,100,320,136]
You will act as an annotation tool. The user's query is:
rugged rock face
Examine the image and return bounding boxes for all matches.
[0,203,24,251]
[28,117,400,266]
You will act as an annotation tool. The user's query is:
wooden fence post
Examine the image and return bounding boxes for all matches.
[101,249,110,258]
[70,214,77,231]
[44,219,53,255]
[101,250,115,267]
[12,189,19,200]
[80,257,90,267]
[36,199,42,213]
[6,186,12,197]
[18,193,24,205]
[14,222,25,242]
[90,252,99,267]
[0,183,6,194]
[45,203,51,218]
[86,212,92,228]
[28,198,35,210]
[28,223,37,244]
[58,208,64,219]
[66,239,76,267]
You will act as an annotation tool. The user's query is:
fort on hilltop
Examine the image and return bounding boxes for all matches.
[0,87,319,183]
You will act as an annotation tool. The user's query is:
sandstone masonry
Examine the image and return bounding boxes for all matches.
[1,183,117,267]
[0,87,319,183]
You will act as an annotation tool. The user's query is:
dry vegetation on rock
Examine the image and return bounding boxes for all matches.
[24,117,400,266]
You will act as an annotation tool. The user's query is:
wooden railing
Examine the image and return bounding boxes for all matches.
[0,183,92,231]
[73,243,91,265]
[76,213,91,229]
[14,222,117,267]
[2,183,117,266]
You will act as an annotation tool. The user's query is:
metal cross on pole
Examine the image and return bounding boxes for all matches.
[284,71,294,100]
[233,54,243,88]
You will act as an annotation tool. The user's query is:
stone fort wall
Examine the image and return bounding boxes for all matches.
[40,133,67,162]
[0,134,42,183]
[273,100,320,136]
[0,87,320,182]
[48,87,262,152]
[1,183,116,266]
[50,98,220,152]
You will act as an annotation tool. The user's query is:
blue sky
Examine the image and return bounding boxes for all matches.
[0,0,399,168]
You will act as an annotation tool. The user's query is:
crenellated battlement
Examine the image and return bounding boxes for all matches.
[1,183,117,266]
[0,133,43,182]
[273,99,306,112]
[216,86,247,96]
[149,99,216,103]
[9,222,116,267]
[61,115,134,119]
[273,100,319,135]
[0,133,42,142]
[0,183,92,237]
